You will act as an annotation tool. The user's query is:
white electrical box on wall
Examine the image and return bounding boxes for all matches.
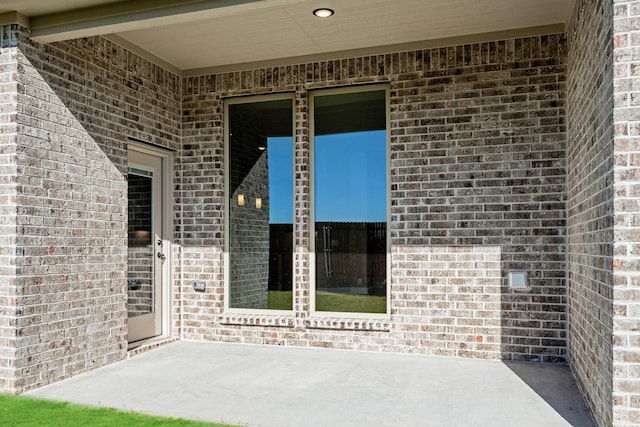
[508,271,529,291]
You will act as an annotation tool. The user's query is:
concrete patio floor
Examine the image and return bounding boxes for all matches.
[26,341,595,427]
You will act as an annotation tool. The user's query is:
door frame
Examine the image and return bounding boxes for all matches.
[127,142,174,344]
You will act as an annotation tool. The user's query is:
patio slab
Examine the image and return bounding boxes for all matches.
[26,341,595,427]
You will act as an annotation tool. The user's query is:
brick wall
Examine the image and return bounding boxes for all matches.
[566,1,615,426]
[6,26,180,392]
[613,1,640,425]
[180,34,568,361]
[1,23,574,396]
[0,25,19,392]
[178,82,224,339]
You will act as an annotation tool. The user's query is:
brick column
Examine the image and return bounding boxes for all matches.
[0,24,19,393]
[613,1,640,425]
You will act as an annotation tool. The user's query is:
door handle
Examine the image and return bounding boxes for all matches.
[157,252,166,261]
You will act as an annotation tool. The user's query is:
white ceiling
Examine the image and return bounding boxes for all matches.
[1,0,575,73]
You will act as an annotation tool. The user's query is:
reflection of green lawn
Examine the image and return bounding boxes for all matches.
[268,291,386,313]
[267,290,293,310]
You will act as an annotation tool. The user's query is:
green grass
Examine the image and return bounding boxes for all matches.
[268,290,386,313]
[0,394,238,427]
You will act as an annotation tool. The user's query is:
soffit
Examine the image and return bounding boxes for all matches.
[1,0,575,73]
[0,0,119,16]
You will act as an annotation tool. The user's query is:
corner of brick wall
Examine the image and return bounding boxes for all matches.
[0,25,19,392]
[567,0,615,426]
[612,1,640,425]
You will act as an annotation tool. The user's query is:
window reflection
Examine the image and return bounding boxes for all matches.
[226,89,388,314]
[313,89,388,313]
[227,97,293,310]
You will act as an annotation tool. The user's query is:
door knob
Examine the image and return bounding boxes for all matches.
[157,252,166,261]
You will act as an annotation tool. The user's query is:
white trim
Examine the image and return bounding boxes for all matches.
[309,92,316,317]
[224,95,229,311]
[160,148,174,339]
[127,139,175,156]
[385,85,392,317]
[224,308,294,317]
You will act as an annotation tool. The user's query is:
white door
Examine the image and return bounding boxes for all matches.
[127,149,166,343]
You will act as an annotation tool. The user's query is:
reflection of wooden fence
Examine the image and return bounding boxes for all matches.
[316,222,386,296]
[268,224,293,291]
[366,222,386,295]
[268,222,386,296]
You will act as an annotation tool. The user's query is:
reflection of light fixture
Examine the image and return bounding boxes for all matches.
[255,198,262,209]
[313,8,334,18]
[237,194,245,206]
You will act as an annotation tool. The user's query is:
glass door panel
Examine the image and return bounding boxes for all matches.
[127,170,155,318]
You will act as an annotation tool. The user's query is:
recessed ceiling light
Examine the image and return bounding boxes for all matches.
[313,8,334,18]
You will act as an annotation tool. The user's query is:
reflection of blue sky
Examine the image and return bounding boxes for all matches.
[268,131,387,224]
[267,137,294,224]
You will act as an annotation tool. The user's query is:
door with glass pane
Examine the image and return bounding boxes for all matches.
[127,150,164,343]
